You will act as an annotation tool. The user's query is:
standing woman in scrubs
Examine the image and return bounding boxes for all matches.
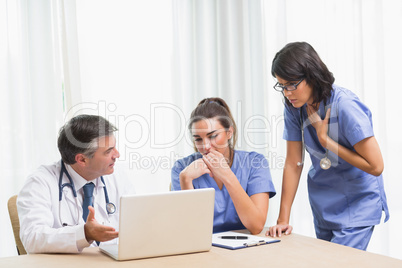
[266,42,389,250]
[171,98,276,234]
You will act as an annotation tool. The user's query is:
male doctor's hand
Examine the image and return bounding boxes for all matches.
[84,206,119,243]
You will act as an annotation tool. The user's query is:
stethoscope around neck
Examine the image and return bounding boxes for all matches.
[296,105,332,170]
[58,160,116,226]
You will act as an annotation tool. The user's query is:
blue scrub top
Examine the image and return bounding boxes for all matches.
[171,150,276,233]
[283,85,389,229]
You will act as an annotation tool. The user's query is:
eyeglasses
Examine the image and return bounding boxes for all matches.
[273,78,304,92]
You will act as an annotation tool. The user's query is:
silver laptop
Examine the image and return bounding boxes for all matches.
[99,188,215,260]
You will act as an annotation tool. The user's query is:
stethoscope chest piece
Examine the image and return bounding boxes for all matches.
[320,157,331,170]
[107,202,116,214]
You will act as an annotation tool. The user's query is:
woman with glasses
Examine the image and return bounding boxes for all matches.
[171,97,276,234]
[266,42,389,250]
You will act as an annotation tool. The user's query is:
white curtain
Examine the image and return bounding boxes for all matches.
[1,0,402,260]
[0,0,66,257]
[172,0,284,161]
[72,0,175,194]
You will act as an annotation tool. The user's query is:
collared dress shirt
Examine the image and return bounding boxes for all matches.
[17,160,135,253]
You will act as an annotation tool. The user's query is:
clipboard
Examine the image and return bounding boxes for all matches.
[212,231,280,250]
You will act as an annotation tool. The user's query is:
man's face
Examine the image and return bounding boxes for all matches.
[84,135,120,179]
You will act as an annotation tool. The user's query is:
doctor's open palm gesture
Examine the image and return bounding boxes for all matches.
[84,206,119,243]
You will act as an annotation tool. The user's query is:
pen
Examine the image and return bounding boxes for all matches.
[219,236,248,240]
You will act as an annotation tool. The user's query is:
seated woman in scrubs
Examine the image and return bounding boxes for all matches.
[171,97,276,234]
[266,42,389,250]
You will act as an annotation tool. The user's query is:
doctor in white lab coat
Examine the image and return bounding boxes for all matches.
[17,114,135,254]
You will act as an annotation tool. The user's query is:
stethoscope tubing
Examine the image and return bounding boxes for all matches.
[58,160,116,226]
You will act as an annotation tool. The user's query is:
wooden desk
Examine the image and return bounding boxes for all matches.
[1,230,401,267]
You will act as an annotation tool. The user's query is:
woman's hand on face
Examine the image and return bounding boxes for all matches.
[202,149,232,181]
[307,105,331,148]
[265,223,293,238]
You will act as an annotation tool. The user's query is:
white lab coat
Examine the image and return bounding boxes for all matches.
[17,161,135,253]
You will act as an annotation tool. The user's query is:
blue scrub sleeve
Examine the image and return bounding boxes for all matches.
[338,99,374,146]
[246,154,276,198]
[171,160,184,190]
[283,105,302,141]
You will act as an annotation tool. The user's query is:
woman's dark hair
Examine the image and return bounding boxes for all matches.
[271,42,335,106]
[188,97,237,160]
[57,114,117,164]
